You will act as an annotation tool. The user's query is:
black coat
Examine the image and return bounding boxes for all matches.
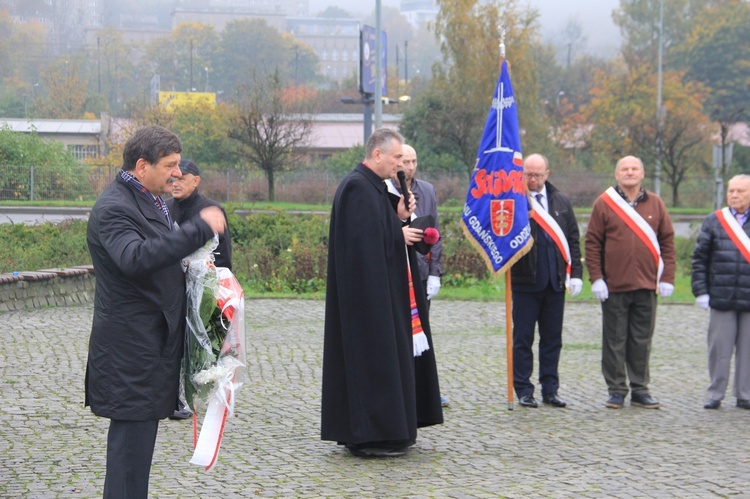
[167,190,233,269]
[321,163,442,445]
[692,211,750,311]
[85,175,214,420]
[511,181,583,289]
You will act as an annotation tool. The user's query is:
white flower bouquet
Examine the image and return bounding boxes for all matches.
[182,237,246,470]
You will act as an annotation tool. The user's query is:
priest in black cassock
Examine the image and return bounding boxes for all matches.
[321,128,443,458]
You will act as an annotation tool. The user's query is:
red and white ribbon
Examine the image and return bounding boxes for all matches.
[716,207,750,264]
[530,196,572,288]
[601,187,664,286]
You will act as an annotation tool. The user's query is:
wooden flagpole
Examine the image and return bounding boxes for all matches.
[499,23,514,411]
[506,272,514,410]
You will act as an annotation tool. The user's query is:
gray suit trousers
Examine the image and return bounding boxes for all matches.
[706,309,750,401]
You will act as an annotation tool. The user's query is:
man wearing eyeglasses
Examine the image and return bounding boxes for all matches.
[510,153,583,408]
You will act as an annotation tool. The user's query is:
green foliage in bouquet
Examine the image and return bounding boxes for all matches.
[184,274,228,410]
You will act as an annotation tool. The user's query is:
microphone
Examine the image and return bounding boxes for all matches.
[397,170,409,198]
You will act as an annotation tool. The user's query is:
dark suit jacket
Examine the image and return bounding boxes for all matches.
[85,175,214,421]
[511,181,583,292]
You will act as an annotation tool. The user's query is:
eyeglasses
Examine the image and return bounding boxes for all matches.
[524,172,547,179]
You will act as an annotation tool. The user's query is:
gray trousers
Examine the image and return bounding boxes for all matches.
[601,289,657,396]
[707,309,750,401]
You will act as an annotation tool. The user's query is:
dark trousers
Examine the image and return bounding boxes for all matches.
[601,289,657,396]
[512,286,565,397]
[103,419,159,499]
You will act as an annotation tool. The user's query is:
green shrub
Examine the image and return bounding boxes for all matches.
[439,211,491,286]
[229,211,329,294]
[0,220,90,273]
[0,208,701,300]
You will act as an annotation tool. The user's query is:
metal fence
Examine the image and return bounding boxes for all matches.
[0,164,718,208]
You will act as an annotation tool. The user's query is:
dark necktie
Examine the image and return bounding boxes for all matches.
[535,193,549,240]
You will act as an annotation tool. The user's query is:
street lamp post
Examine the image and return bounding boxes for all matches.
[655,0,664,197]
[374,0,383,129]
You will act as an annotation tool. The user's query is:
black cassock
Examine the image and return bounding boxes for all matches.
[321,163,442,447]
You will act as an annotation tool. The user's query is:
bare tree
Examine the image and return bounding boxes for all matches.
[228,71,316,202]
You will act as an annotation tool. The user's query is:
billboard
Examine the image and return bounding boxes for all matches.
[359,25,387,96]
[158,91,216,110]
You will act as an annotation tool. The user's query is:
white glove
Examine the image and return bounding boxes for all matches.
[659,282,674,298]
[695,294,710,310]
[568,278,583,297]
[426,275,441,300]
[592,278,609,302]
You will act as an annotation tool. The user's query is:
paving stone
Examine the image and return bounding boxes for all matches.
[0,300,748,497]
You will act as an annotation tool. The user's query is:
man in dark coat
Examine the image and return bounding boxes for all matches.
[85,125,226,498]
[167,159,232,269]
[692,174,750,410]
[510,153,583,408]
[321,128,442,458]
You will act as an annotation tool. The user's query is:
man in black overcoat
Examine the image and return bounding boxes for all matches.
[85,125,226,498]
[167,159,232,269]
[321,128,442,458]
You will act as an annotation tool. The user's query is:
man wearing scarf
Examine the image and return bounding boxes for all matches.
[321,128,443,458]
[85,125,226,498]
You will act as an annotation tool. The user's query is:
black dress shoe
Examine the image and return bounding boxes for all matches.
[348,447,407,458]
[737,399,750,409]
[518,394,538,408]
[704,399,721,409]
[168,408,192,420]
[542,393,567,407]
[631,393,661,409]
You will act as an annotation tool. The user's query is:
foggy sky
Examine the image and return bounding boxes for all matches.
[308,0,622,58]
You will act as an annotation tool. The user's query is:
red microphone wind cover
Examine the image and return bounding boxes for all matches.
[423,227,440,245]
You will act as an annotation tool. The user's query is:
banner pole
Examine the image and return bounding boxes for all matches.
[506,271,514,410]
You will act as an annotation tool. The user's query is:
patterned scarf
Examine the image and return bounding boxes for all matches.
[408,258,429,357]
[614,184,647,208]
[119,169,172,228]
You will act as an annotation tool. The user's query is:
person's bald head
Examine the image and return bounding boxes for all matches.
[522,153,549,193]
[401,144,418,186]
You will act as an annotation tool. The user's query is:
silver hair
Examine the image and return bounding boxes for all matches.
[365,128,404,159]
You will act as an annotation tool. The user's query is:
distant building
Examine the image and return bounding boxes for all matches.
[400,0,438,30]
[286,17,360,83]
[172,7,287,33]
[171,8,360,84]
[0,113,402,164]
[0,117,108,163]
[176,0,309,18]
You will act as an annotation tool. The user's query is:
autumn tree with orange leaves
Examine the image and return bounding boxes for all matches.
[583,61,711,206]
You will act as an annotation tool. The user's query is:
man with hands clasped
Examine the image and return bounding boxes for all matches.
[585,156,676,410]
[692,174,750,410]
[389,144,443,303]
[510,154,583,408]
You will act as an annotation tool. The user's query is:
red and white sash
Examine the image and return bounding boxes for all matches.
[530,196,571,288]
[716,207,750,264]
[601,187,664,285]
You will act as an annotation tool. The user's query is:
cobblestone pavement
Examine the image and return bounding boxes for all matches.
[1,299,749,498]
